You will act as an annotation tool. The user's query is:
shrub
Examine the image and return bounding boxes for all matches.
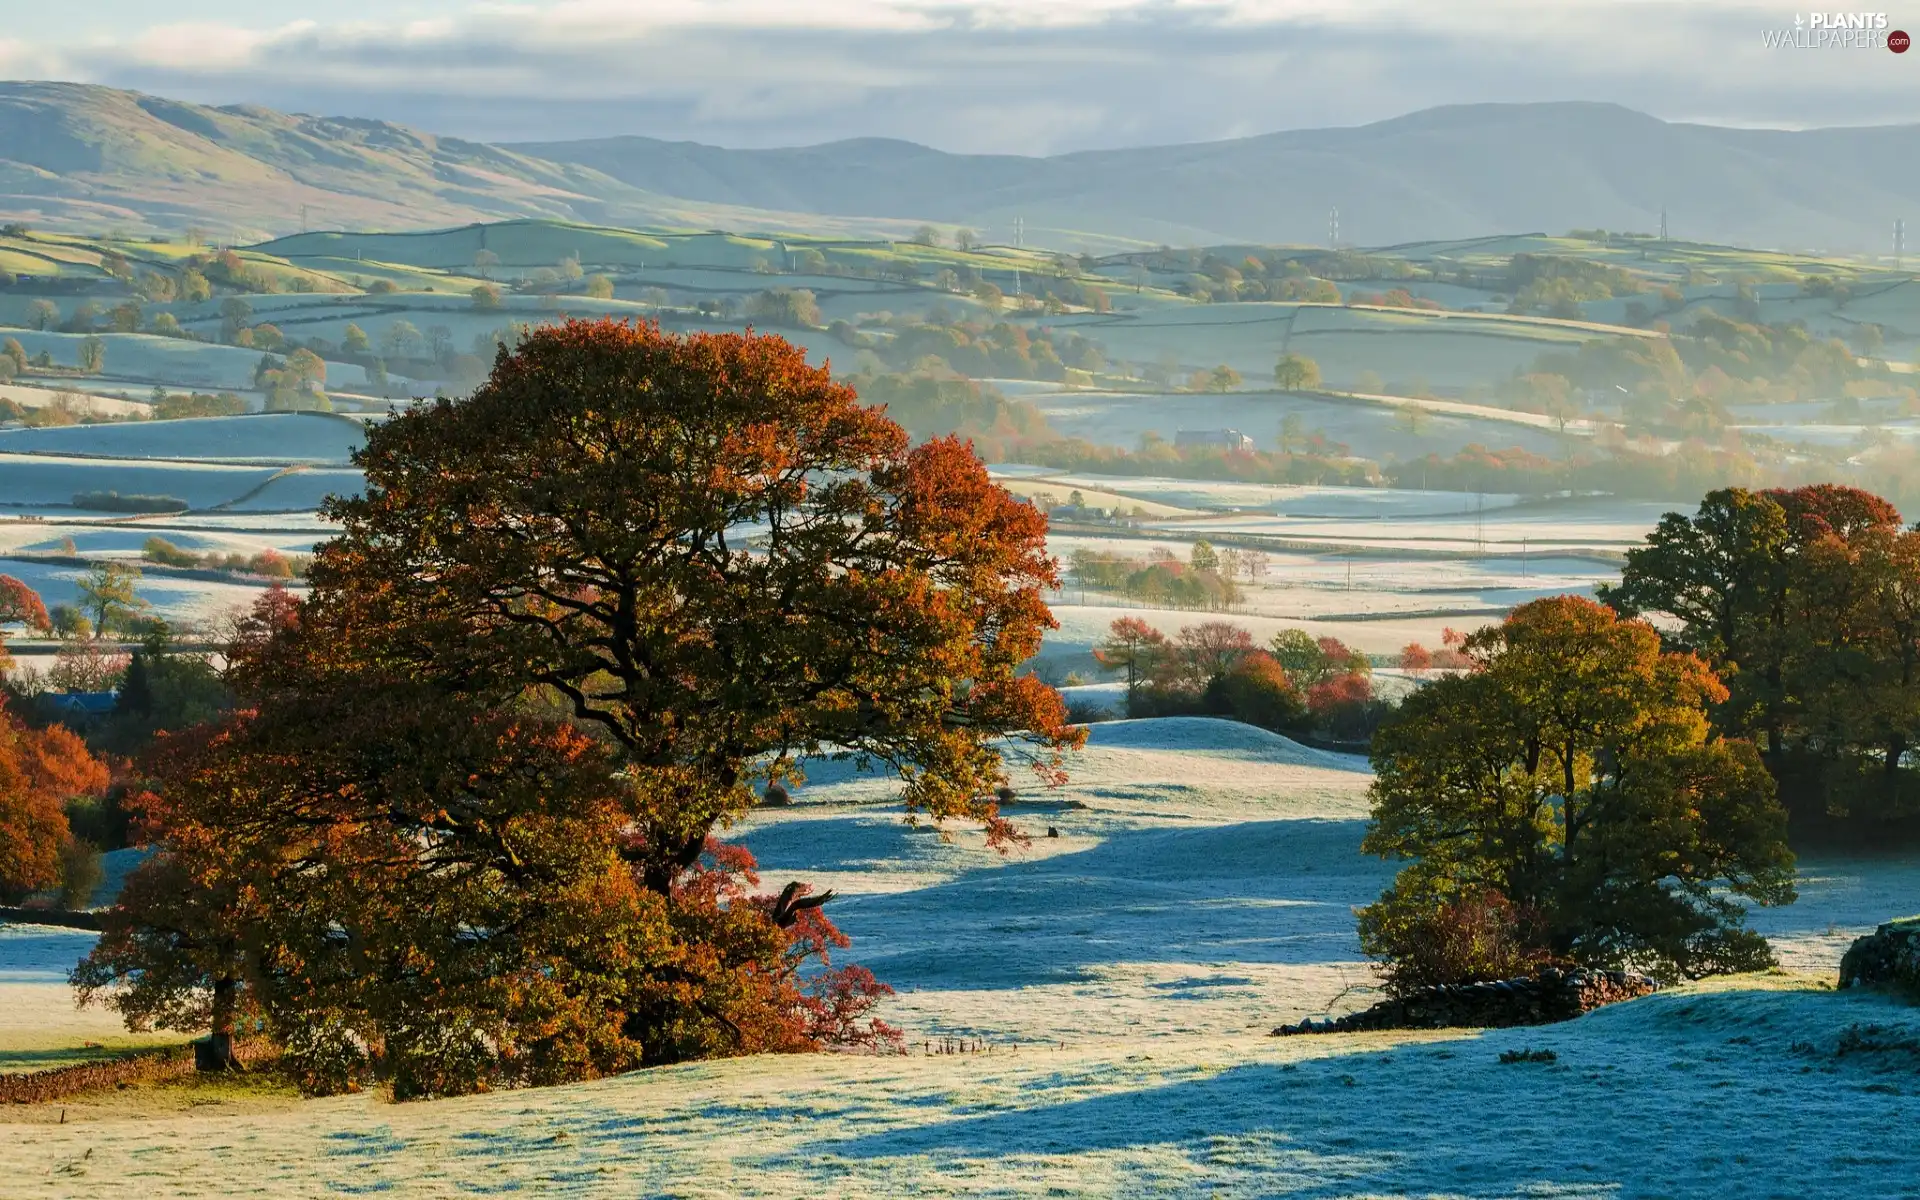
[1307,672,1385,740]
[142,536,199,568]
[1358,887,1552,997]
[58,838,103,909]
[1216,652,1306,731]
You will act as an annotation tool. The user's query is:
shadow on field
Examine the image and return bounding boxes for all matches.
[741,815,1393,991]
[785,987,1920,1197]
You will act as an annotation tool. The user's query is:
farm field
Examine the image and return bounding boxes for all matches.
[3,718,1913,1198]
[1020,388,1572,459]
[0,412,366,464]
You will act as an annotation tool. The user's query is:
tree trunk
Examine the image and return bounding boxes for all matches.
[195,975,242,1073]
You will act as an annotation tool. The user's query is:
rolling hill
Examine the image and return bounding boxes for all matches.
[4,83,1920,253]
[0,82,939,244]
[514,101,1920,252]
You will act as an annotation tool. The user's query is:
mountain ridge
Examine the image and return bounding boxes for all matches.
[2,82,1916,252]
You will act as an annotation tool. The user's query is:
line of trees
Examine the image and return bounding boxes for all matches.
[1602,484,1920,834]
[1095,617,1386,741]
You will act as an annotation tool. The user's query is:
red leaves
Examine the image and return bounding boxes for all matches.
[0,574,50,633]
[1766,483,1901,543]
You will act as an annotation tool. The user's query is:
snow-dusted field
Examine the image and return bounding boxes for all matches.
[0,455,286,511]
[3,717,1915,1198]
[0,413,366,464]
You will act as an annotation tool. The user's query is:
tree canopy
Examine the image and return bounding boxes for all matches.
[81,319,1079,1094]
[1361,596,1795,987]
[1602,484,1920,828]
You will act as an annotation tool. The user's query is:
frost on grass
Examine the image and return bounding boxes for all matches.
[4,716,1916,1197]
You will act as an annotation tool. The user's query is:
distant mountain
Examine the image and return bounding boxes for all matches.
[3,83,1917,253]
[512,103,1920,253]
[0,82,930,243]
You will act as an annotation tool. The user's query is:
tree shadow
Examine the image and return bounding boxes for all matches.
[771,988,1916,1196]
[743,816,1392,992]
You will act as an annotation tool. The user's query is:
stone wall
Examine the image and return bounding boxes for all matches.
[1839,916,1920,997]
[1274,968,1659,1036]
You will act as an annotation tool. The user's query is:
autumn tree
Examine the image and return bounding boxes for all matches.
[81,320,1077,1090]
[1096,616,1166,714]
[1360,596,1796,986]
[76,561,147,634]
[0,574,52,675]
[78,687,675,1088]
[1601,484,1920,826]
[0,712,110,902]
[1273,353,1321,391]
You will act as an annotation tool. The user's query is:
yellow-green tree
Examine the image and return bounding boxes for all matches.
[1361,596,1794,987]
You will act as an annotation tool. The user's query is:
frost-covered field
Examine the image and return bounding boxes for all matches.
[4,717,1916,1198]
[0,413,366,464]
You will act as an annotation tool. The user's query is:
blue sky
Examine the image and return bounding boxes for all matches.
[3,2,1913,151]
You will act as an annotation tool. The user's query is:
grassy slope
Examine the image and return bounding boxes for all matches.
[3,718,1912,1197]
[0,83,962,243]
[513,102,1920,251]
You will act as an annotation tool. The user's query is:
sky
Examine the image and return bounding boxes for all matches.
[2,1,1915,153]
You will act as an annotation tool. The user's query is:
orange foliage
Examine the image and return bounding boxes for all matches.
[0,711,110,899]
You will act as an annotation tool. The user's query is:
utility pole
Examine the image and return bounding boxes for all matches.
[1896,218,1906,270]
[1013,216,1024,298]
[1328,206,1339,249]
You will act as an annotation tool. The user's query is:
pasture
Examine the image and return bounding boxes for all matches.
[2,718,1912,1198]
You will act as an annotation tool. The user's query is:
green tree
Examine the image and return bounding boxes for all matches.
[1269,629,1326,684]
[76,561,147,634]
[77,336,105,374]
[341,324,371,357]
[911,225,939,247]
[744,288,821,329]
[1,337,24,375]
[27,299,58,331]
[1189,540,1219,573]
[472,249,499,280]
[954,229,978,252]
[584,275,614,300]
[219,297,253,343]
[471,283,502,310]
[383,320,421,358]
[1273,353,1320,391]
[1360,596,1795,986]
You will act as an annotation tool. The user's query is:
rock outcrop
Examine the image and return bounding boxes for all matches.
[1839,916,1920,997]
[1273,968,1659,1035]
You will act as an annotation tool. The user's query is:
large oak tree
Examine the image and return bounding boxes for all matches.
[305,318,1079,887]
[80,321,1076,1092]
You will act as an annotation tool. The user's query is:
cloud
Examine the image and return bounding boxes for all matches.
[16,0,1918,151]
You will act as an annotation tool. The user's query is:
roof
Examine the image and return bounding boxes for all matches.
[37,691,119,716]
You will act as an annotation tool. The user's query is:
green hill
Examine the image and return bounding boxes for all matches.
[0,82,942,244]
[9,85,1920,255]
